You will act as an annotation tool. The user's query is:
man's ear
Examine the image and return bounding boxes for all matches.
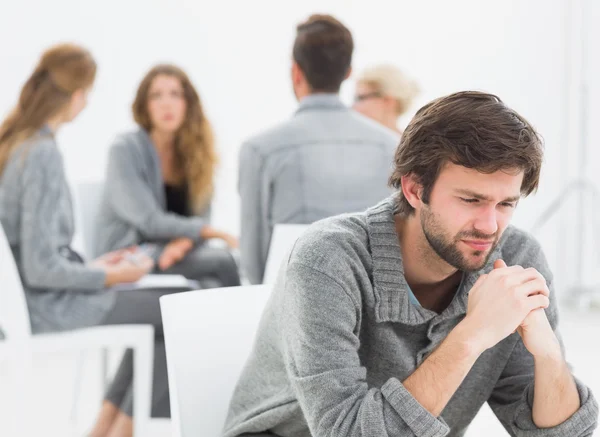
[401,173,424,209]
[291,62,303,86]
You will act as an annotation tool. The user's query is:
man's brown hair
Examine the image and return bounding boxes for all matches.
[293,14,353,93]
[389,91,544,214]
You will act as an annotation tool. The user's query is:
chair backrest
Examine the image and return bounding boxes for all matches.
[160,285,272,437]
[0,224,33,341]
[73,181,104,258]
[263,224,309,284]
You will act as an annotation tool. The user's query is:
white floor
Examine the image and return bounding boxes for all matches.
[0,347,171,436]
[1,307,599,437]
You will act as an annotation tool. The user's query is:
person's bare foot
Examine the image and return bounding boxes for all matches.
[88,401,119,437]
[105,412,133,437]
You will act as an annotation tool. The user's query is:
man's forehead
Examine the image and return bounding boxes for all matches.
[436,164,524,198]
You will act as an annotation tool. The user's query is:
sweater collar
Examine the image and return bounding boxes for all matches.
[365,197,503,325]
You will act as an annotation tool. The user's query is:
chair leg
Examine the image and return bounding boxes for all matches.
[9,347,32,435]
[132,335,154,436]
[69,347,110,428]
[69,351,87,424]
[101,347,109,389]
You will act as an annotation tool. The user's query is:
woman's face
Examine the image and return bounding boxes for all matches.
[147,74,187,133]
[352,81,389,124]
[65,87,91,122]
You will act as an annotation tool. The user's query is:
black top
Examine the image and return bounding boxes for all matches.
[164,183,190,216]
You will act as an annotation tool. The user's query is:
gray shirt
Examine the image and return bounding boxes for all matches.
[239,94,399,284]
[94,129,209,256]
[224,197,598,437]
[0,131,115,333]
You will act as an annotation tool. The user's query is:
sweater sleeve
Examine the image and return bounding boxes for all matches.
[19,141,106,290]
[281,262,450,437]
[487,281,598,436]
[104,140,205,241]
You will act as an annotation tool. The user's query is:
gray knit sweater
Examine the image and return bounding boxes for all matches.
[94,129,209,257]
[0,132,115,333]
[224,197,598,437]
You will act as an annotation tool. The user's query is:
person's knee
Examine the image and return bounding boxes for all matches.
[217,251,238,272]
[183,246,240,285]
[205,250,240,285]
[198,247,236,271]
[199,277,223,289]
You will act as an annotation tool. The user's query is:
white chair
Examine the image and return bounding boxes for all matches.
[0,325,28,435]
[160,285,272,437]
[0,224,155,436]
[262,224,309,284]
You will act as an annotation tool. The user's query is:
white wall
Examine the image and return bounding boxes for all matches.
[571,0,600,294]
[0,0,579,289]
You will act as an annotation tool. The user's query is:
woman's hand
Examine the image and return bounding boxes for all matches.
[220,233,239,249]
[91,247,154,286]
[200,226,239,249]
[158,237,194,271]
[90,247,138,267]
[100,253,154,287]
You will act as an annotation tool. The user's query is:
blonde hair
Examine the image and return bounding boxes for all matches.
[0,43,97,175]
[132,65,217,213]
[357,64,419,116]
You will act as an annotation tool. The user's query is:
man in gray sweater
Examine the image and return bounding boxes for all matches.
[239,14,399,284]
[224,91,598,437]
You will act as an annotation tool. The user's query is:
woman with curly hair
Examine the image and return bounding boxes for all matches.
[89,65,241,436]
[95,65,240,288]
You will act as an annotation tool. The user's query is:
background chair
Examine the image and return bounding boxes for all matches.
[160,285,272,437]
[262,224,308,284]
[0,223,155,436]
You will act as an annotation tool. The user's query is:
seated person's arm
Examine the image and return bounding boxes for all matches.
[20,144,106,290]
[401,266,550,417]
[487,264,596,436]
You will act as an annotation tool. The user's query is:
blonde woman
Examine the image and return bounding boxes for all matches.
[353,64,419,134]
[95,65,240,288]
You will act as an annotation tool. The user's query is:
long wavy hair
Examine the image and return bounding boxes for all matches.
[0,43,96,175]
[132,65,217,212]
